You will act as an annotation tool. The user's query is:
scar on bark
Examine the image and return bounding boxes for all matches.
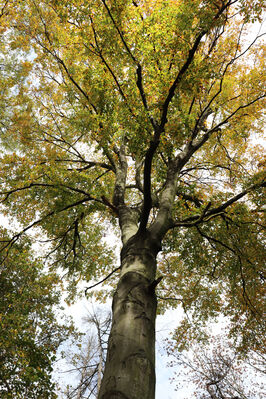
[102,390,129,399]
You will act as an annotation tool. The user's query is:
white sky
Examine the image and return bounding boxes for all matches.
[62,298,187,399]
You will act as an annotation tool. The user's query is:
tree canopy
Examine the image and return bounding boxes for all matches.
[0,229,75,398]
[0,0,265,397]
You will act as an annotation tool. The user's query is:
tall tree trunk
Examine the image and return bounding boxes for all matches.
[98,231,161,399]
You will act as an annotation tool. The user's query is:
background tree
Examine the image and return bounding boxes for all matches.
[0,229,75,398]
[0,1,265,398]
[168,335,265,399]
[58,309,111,399]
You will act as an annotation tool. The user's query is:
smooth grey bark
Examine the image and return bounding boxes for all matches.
[98,231,161,399]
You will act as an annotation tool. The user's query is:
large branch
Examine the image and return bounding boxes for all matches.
[112,142,127,208]
[111,141,141,244]
[101,0,137,63]
[0,196,95,261]
[176,190,203,208]
[88,15,136,117]
[101,0,157,130]
[191,31,266,140]
[172,93,266,177]
[146,92,264,237]
[32,1,93,110]
[0,182,106,206]
[138,138,160,232]
[144,4,236,235]
[159,0,235,132]
[136,64,158,130]
[149,160,179,238]
[160,30,206,131]
[170,182,265,229]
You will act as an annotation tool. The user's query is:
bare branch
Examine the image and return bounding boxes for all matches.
[68,161,115,173]
[85,267,121,295]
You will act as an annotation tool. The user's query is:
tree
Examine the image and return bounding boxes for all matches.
[0,1,265,398]
[0,229,75,398]
[168,335,265,399]
[58,309,111,399]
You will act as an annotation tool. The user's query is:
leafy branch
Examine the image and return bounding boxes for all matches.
[170,181,265,228]
[0,195,101,262]
[159,0,234,132]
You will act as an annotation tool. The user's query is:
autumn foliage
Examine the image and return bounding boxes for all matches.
[0,0,265,397]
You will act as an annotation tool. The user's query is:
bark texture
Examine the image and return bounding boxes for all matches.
[98,231,161,399]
